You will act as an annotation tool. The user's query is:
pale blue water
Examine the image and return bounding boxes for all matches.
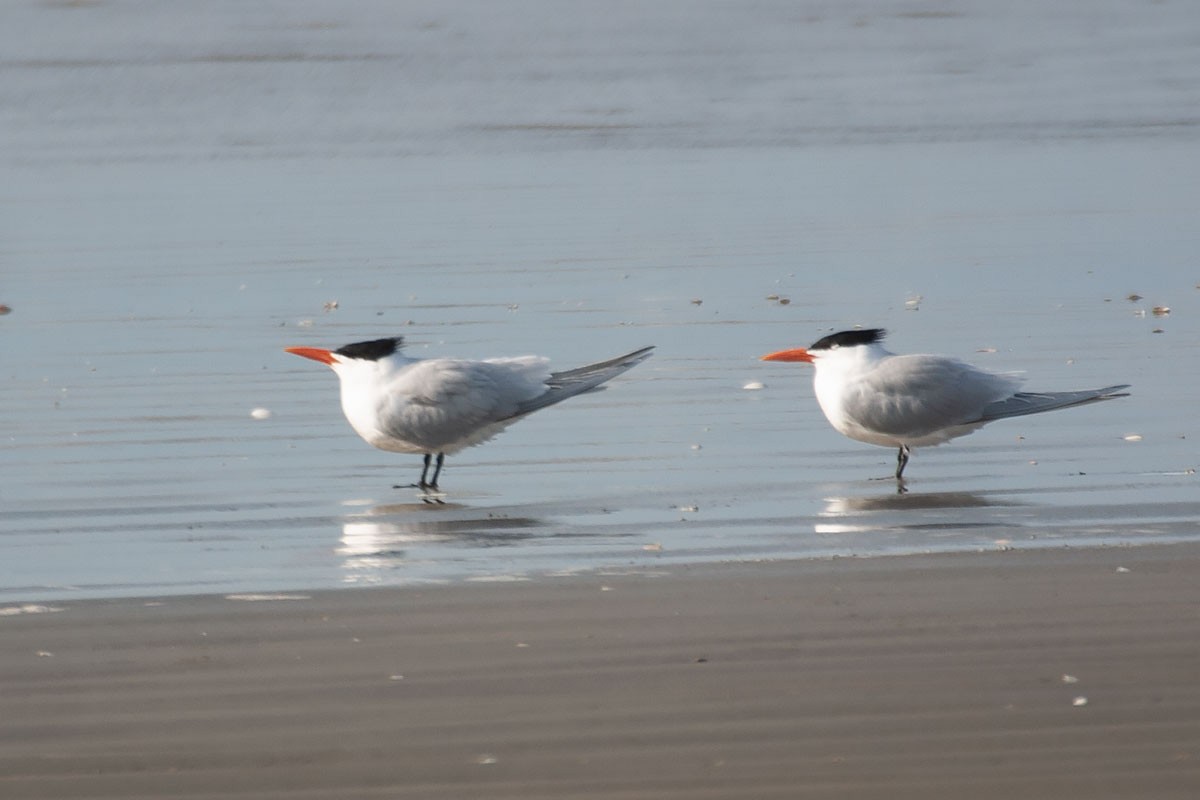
[2,1,1198,600]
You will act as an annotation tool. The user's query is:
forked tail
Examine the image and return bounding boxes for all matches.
[978,384,1130,422]
[509,346,655,417]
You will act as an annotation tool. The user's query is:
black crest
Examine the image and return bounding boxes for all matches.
[335,337,403,361]
[809,328,886,351]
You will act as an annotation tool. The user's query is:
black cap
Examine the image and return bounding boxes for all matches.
[809,328,885,350]
[335,337,403,361]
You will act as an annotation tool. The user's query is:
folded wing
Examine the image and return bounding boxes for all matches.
[841,355,1022,437]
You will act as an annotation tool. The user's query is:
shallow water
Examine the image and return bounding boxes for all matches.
[2,1,1198,600]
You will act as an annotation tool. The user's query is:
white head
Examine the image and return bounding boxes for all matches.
[760,328,890,373]
[285,337,413,446]
[285,337,407,378]
[285,337,412,406]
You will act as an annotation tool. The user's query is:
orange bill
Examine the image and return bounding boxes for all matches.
[760,348,815,363]
[285,346,337,365]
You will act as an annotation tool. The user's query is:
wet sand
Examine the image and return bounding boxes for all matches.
[3,545,1198,799]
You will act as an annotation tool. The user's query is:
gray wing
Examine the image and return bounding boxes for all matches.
[508,346,655,418]
[843,355,1022,436]
[977,385,1130,422]
[376,359,529,450]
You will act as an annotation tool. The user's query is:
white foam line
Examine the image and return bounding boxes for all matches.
[0,604,66,617]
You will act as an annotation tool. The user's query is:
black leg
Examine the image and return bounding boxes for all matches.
[394,452,445,492]
[394,453,433,490]
[895,445,910,480]
[418,453,433,488]
[428,452,445,489]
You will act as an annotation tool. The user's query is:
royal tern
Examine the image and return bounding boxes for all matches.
[761,328,1129,480]
[286,338,654,490]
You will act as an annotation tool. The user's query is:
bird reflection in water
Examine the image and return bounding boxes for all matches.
[339,502,544,585]
[814,491,1019,535]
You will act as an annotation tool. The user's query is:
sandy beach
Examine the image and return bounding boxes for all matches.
[3,545,1198,799]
